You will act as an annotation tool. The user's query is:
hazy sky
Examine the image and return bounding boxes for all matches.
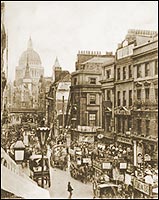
[5,1,158,81]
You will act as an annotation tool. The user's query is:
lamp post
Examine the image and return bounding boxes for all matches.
[36,120,50,188]
[13,140,25,164]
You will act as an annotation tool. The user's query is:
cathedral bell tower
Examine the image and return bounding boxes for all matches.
[53,57,62,82]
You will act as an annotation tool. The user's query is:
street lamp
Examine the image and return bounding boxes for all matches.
[13,140,25,164]
[36,121,50,188]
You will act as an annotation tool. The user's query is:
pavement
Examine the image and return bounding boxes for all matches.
[48,167,93,199]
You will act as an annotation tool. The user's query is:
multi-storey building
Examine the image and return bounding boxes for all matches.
[54,74,71,137]
[66,51,114,143]
[100,58,115,144]
[132,34,158,166]
[114,29,157,148]
[46,58,70,138]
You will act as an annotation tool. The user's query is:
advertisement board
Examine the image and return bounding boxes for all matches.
[120,162,127,169]
[102,162,111,169]
[83,158,92,165]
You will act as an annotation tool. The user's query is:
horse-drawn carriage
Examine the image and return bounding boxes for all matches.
[50,144,68,170]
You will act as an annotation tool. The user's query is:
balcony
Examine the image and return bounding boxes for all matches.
[134,99,158,109]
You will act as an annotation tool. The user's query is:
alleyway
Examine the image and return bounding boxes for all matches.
[48,167,93,199]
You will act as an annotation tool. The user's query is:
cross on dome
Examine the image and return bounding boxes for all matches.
[27,36,33,49]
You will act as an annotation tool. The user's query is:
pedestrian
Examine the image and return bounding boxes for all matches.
[67,182,73,199]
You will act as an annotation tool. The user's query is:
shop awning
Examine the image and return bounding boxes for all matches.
[1,165,50,199]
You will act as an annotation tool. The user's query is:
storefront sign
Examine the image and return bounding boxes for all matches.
[102,162,111,169]
[133,177,152,196]
[117,136,132,145]
[120,162,127,169]
[83,158,91,165]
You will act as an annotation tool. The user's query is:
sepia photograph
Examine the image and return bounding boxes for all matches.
[1,1,158,199]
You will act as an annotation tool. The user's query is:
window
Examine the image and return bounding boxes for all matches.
[129,65,132,78]
[117,118,121,133]
[145,120,150,136]
[145,88,150,99]
[123,67,126,80]
[117,68,120,80]
[155,88,158,101]
[122,119,125,133]
[74,78,77,85]
[155,60,158,75]
[128,118,132,130]
[89,94,96,104]
[106,116,111,132]
[137,65,142,78]
[137,89,141,100]
[123,91,126,106]
[107,90,111,101]
[89,78,96,84]
[106,69,111,79]
[145,63,150,77]
[129,90,132,106]
[117,91,120,106]
[137,119,142,134]
[89,113,96,126]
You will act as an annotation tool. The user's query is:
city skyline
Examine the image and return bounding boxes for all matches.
[5,1,158,81]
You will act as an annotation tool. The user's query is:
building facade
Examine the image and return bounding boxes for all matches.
[132,35,158,166]
[67,51,114,143]
[100,58,115,143]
